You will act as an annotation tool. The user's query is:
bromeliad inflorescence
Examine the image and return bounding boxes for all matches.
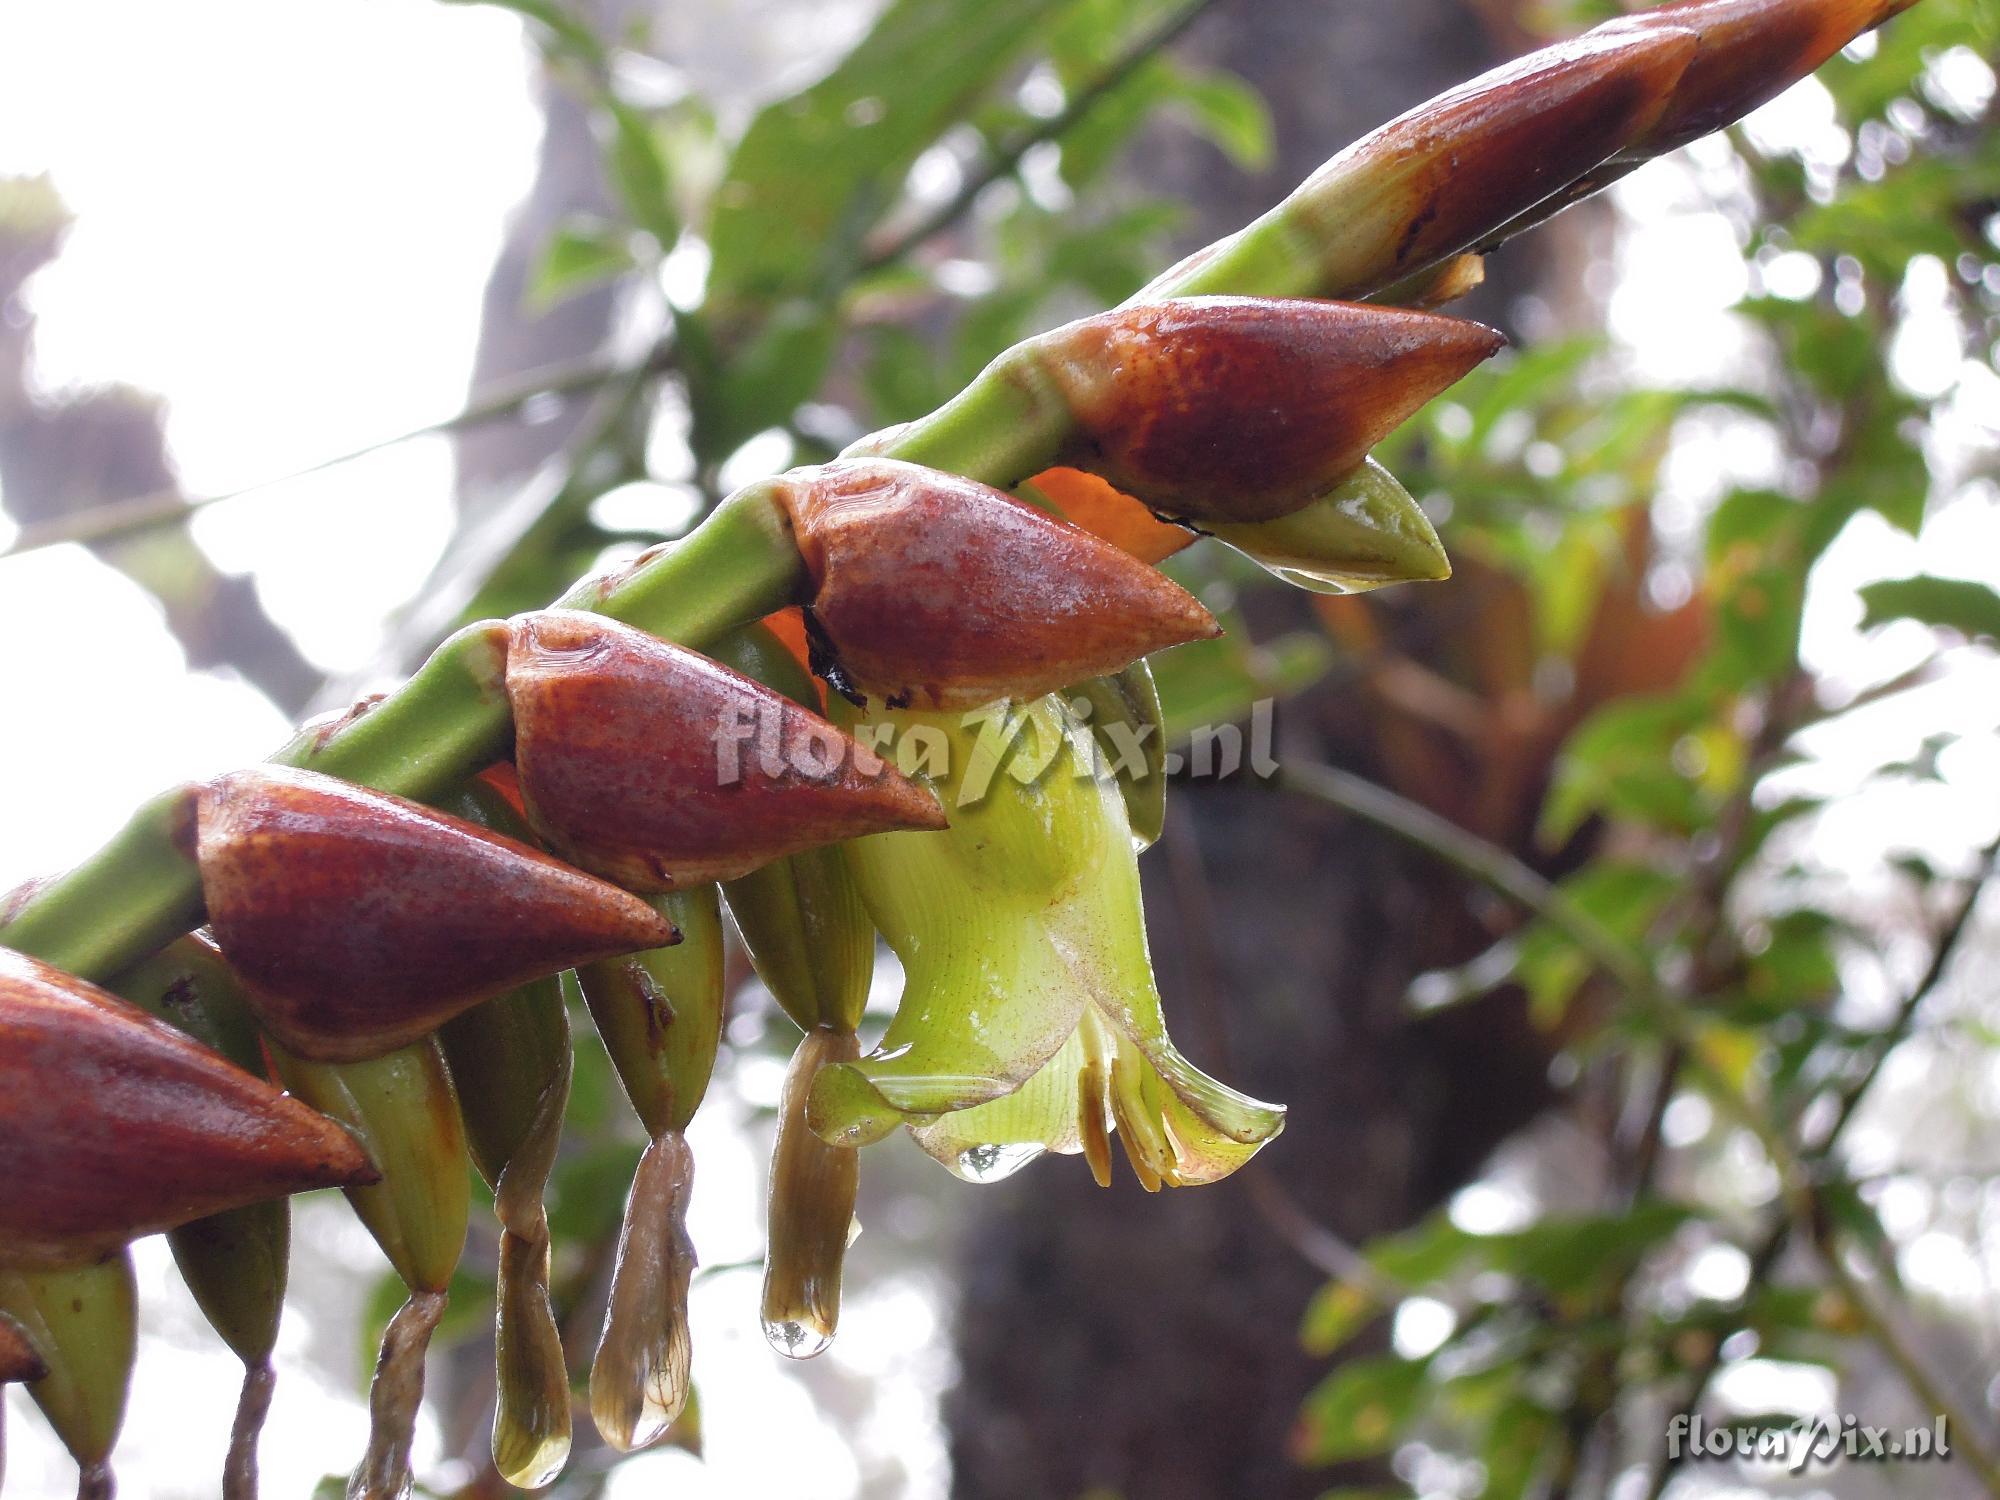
[0,2,1915,1495]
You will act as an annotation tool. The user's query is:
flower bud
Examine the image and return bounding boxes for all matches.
[1206,459,1452,594]
[0,947,374,1269]
[0,1256,136,1500]
[774,458,1220,708]
[506,610,946,887]
[1030,297,1502,524]
[1137,28,1697,302]
[1603,0,1913,162]
[196,765,675,1062]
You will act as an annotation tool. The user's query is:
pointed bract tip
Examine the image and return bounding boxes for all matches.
[1600,0,1906,159]
[0,946,377,1267]
[195,765,673,1062]
[506,610,944,890]
[1035,297,1500,523]
[1283,25,1696,296]
[776,458,1219,709]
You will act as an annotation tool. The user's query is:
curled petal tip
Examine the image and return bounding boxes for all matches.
[777,459,1219,708]
[1035,297,1501,523]
[196,765,672,1062]
[0,948,376,1267]
[508,611,944,888]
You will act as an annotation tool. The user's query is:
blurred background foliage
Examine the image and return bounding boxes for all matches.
[7,0,2000,1496]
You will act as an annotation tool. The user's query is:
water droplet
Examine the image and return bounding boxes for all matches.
[763,1314,835,1359]
[953,1142,1044,1183]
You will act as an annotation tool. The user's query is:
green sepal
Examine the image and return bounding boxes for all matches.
[1206,459,1450,595]
[272,1040,470,1295]
[577,887,725,1138]
[0,1255,136,1474]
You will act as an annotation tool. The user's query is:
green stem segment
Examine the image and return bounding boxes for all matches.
[0,485,806,983]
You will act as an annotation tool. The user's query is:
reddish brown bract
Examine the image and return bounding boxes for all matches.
[1605,0,1911,160]
[0,947,377,1268]
[506,611,947,888]
[775,459,1221,708]
[196,767,675,1062]
[1033,298,1503,523]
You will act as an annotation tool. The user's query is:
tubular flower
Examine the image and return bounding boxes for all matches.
[1029,297,1502,524]
[807,696,1284,1185]
[506,609,945,888]
[773,458,1220,708]
[195,765,674,1062]
[0,947,374,1270]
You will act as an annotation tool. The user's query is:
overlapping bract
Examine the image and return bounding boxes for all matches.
[0,948,375,1270]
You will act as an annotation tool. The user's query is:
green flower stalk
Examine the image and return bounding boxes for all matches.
[435,784,577,1492]
[575,888,725,1452]
[0,1256,136,1500]
[809,697,1284,1185]
[271,1039,469,1500]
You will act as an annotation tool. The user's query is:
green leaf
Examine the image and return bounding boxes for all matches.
[1170,69,1273,170]
[529,219,635,308]
[608,101,680,248]
[1301,1279,1384,1357]
[1295,1354,1431,1464]
[705,0,1075,308]
[1859,576,2000,642]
